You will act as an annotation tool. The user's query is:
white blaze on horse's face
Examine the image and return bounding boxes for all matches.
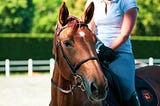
[79,31,85,37]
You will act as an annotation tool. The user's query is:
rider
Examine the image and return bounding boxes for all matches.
[85,0,140,105]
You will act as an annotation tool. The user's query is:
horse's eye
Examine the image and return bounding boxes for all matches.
[63,40,72,47]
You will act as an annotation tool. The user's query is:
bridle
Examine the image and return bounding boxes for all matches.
[51,18,99,94]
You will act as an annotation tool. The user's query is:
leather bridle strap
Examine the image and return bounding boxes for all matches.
[51,79,75,94]
[51,73,86,94]
[58,41,98,74]
[74,57,98,70]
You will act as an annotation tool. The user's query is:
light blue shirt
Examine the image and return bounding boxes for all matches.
[92,0,138,53]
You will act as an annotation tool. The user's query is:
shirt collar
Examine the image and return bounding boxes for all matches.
[101,0,119,3]
[110,0,119,3]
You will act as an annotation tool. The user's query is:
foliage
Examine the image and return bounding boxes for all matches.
[0,0,34,33]
[32,0,61,33]
[0,0,160,36]
[135,0,160,36]
[31,0,86,33]
[63,0,86,17]
[0,37,53,60]
[131,40,160,58]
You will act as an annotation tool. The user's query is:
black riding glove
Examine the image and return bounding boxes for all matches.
[96,42,117,63]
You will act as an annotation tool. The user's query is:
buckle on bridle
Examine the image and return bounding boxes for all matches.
[74,73,86,92]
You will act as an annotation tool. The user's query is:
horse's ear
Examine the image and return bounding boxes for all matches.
[80,2,94,24]
[58,2,69,26]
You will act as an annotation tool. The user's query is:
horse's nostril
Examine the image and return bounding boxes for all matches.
[91,82,98,94]
[89,81,107,101]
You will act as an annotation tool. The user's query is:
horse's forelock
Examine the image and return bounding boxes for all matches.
[67,16,79,26]
[66,17,80,34]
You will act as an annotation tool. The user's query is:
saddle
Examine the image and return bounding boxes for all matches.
[100,62,158,106]
[135,75,158,106]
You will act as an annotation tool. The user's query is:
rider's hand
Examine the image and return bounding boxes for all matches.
[96,43,117,63]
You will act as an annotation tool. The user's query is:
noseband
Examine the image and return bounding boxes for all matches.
[51,18,99,94]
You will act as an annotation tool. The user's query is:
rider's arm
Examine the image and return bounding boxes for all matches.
[109,8,138,50]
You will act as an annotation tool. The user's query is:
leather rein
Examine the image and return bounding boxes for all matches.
[51,19,98,94]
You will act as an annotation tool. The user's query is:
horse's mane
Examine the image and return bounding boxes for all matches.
[65,16,80,35]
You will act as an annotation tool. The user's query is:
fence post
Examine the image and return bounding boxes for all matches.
[5,59,10,77]
[28,59,33,77]
[50,58,54,76]
[149,57,153,66]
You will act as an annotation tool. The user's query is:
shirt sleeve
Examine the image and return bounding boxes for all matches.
[121,0,139,13]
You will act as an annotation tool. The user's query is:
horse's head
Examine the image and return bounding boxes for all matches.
[53,2,108,101]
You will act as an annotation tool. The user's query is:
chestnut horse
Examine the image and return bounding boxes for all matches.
[50,2,108,106]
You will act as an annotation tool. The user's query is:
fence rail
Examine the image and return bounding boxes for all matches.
[0,57,160,77]
[135,57,160,67]
[0,58,55,77]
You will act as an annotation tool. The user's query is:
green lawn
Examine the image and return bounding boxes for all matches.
[0,33,53,38]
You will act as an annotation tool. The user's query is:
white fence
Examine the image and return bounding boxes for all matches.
[0,57,160,77]
[0,58,55,77]
[135,57,160,68]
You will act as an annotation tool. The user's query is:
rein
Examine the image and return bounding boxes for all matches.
[51,19,99,94]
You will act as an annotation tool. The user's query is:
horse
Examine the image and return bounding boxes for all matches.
[50,2,108,106]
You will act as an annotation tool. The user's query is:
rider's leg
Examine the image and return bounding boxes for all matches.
[123,91,140,106]
[109,52,140,106]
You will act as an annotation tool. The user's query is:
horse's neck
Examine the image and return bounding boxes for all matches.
[52,63,73,87]
[51,64,82,105]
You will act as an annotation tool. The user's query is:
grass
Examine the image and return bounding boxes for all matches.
[0,33,53,38]
[131,36,160,41]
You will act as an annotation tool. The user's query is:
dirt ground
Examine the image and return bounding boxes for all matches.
[0,74,51,106]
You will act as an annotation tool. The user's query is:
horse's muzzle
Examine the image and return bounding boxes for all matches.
[87,80,108,101]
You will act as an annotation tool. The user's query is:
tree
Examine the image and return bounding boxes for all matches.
[0,0,34,33]
[135,0,160,36]
[31,0,86,33]
[32,0,61,33]
[63,0,86,17]
[1,0,159,35]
